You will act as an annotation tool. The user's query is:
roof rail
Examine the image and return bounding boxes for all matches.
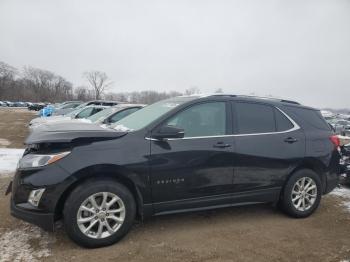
[233,95,301,105]
[279,99,300,105]
[201,94,301,105]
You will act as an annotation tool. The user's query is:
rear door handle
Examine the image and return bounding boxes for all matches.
[284,137,298,143]
[213,142,232,148]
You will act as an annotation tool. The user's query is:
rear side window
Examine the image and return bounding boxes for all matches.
[275,109,294,131]
[235,102,275,134]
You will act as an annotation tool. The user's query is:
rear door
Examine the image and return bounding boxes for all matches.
[231,101,305,195]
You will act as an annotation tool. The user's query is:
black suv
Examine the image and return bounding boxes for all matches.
[8,95,341,248]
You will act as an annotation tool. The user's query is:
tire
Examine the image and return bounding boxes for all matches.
[279,169,322,218]
[63,179,136,248]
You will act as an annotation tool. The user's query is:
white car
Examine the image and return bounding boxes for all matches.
[29,105,108,130]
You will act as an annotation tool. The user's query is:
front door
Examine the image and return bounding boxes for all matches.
[149,101,235,213]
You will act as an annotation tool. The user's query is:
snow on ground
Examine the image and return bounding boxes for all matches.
[0,139,11,147]
[0,148,24,176]
[0,223,55,262]
[330,186,350,212]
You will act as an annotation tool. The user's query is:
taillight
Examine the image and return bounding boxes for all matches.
[330,135,340,148]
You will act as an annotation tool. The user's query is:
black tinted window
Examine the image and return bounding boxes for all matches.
[288,107,331,131]
[275,109,293,131]
[165,102,226,137]
[236,103,275,134]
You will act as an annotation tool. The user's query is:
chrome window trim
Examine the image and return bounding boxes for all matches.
[145,106,300,141]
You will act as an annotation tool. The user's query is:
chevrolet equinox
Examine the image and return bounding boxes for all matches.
[7,95,341,248]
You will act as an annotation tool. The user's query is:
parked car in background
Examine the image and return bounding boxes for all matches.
[29,105,108,130]
[14,102,27,107]
[51,100,120,116]
[8,94,341,248]
[86,104,145,125]
[29,104,145,135]
[50,101,82,116]
[329,119,350,136]
[28,103,46,111]
[0,101,7,107]
[4,101,14,107]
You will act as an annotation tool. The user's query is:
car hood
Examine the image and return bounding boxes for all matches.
[30,116,71,125]
[53,108,75,116]
[25,122,127,144]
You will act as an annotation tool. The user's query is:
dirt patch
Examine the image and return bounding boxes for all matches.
[0,110,349,262]
[0,108,36,148]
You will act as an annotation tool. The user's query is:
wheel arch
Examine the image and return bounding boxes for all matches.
[54,164,145,221]
[285,158,327,193]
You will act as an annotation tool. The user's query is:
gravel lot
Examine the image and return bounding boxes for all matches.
[0,109,350,262]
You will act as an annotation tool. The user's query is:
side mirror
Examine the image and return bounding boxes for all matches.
[153,126,184,140]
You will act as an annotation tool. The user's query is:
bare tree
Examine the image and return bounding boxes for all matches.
[105,90,182,104]
[0,61,18,100]
[74,86,94,101]
[0,61,17,79]
[83,71,112,100]
[185,86,200,95]
[22,66,73,102]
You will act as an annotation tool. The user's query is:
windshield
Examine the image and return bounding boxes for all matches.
[110,96,199,131]
[74,102,89,110]
[65,107,83,117]
[87,107,114,122]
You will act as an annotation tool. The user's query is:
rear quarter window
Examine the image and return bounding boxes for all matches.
[287,107,331,131]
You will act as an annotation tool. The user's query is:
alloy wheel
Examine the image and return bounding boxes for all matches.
[77,192,126,239]
[291,177,317,212]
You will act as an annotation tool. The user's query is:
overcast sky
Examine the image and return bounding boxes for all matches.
[1,0,350,108]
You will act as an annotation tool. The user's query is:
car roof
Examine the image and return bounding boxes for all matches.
[182,94,316,110]
[83,105,109,109]
[112,103,146,108]
[87,100,120,103]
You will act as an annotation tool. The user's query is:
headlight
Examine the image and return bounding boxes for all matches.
[18,151,70,169]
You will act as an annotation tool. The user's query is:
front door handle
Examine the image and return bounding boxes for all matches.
[213,142,232,148]
[284,137,298,143]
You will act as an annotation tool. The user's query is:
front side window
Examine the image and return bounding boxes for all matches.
[164,102,227,137]
[235,102,275,134]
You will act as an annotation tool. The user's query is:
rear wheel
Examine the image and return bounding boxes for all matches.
[280,169,322,218]
[63,179,136,248]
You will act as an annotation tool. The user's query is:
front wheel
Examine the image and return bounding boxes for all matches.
[63,179,136,248]
[280,169,322,218]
